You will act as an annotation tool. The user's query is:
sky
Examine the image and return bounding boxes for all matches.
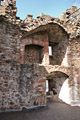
[16,0,80,20]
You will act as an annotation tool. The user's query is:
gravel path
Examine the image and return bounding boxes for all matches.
[0,102,80,120]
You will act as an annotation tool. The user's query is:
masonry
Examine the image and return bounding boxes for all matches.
[0,0,80,112]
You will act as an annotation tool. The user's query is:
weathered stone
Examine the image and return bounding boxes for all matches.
[0,0,80,112]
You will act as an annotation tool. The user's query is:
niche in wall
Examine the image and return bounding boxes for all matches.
[49,42,59,65]
[25,44,44,64]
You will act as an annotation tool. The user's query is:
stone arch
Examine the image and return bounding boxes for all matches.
[50,67,70,76]
[48,70,69,77]
[45,65,70,77]
[22,22,69,66]
[46,71,69,103]
[22,22,69,39]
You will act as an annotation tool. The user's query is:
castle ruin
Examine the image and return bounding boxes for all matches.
[0,0,80,112]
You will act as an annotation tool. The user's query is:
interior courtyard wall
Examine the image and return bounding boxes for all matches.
[0,1,80,112]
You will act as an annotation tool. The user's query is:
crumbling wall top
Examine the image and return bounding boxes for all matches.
[0,2,80,39]
[0,0,17,21]
[20,6,80,39]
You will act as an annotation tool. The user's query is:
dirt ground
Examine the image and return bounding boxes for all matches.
[0,102,80,120]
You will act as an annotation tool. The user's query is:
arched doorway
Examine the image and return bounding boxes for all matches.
[46,71,69,102]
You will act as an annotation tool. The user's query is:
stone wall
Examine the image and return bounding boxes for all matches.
[0,5,5,15]
[19,64,46,108]
[21,6,80,41]
[0,17,47,111]
[0,17,21,111]
[25,45,43,64]
[49,38,68,66]
[0,0,17,22]
[21,32,49,65]
[0,4,80,112]
[67,36,80,104]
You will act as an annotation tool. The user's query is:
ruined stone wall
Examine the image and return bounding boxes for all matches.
[21,6,80,40]
[19,21,80,105]
[60,6,80,39]
[67,36,80,104]
[47,36,80,104]
[20,32,49,65]
[0,17,47,111]
[0,4,80,112]
[19,64,46,108]
[0,5,5,15]
[0,0,17,22]
[21,14,63,32]
[0,17,21,111]
[49,38,68,66]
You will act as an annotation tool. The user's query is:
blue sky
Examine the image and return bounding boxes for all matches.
[16,0,80,20]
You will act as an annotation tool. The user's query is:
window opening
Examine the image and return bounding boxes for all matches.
[48,46,52,56]
[0,0,3,5]
[46,80,49,93]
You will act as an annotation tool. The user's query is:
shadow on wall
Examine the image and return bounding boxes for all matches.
[48,24,69,66]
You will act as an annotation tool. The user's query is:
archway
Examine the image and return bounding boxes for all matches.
[21,22,69,66]
[46,71,69,103]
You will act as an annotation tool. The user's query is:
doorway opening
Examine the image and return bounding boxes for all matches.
[46,71,69,102]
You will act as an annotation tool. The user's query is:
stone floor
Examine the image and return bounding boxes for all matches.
[0,102,80,120]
